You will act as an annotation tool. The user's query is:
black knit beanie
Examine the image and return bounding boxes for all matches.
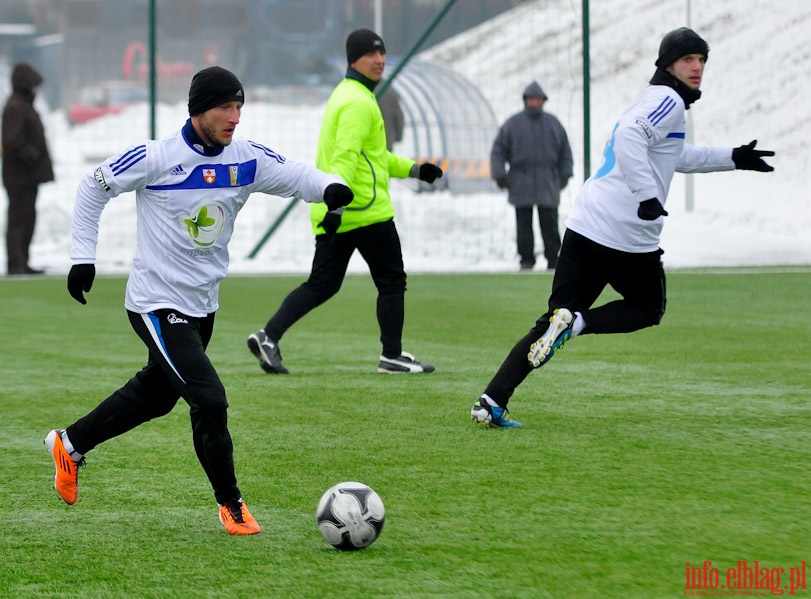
[187,66,244,116]
[346,29,385,65]
[655,27,709,68]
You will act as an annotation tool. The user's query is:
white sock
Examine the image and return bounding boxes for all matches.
[572,312,586,337]
[480,394,498,407]
[60,431,84,462]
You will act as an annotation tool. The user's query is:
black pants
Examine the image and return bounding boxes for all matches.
[66,309,240,505]
[264,218,407,358]
[5,183,38,273]
[515,205,561,268]
[484,229,666,405]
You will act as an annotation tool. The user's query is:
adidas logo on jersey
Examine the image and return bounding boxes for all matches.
[170,164,186,176]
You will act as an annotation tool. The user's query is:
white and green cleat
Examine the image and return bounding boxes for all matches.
[528,308,575,368]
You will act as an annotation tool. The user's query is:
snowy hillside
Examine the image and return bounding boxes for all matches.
[8,0,811,275]
[425,0,811,176]
[421,0,811,268]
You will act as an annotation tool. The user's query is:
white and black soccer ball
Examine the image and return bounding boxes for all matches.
[316,481,385,550]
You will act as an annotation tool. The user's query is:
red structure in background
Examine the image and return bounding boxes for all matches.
[121,41,194,83]
[69,42,215,125]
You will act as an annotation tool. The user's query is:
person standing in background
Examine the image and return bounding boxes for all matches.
[378,83,404,152]
[491,81,573,271]
[2,63,54,275]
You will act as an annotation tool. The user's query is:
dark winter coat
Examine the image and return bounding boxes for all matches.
[378,85,404,152]
[2,63,54,188]
[490,91,573,209]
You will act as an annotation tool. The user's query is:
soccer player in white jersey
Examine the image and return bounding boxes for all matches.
[44,66,353,534]
[472,28,775,428]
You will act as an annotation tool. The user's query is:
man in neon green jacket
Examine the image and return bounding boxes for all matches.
[249,28,443,374]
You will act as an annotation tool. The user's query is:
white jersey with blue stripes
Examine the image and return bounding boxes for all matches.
[567,84,733,253]
[71,123,343,316]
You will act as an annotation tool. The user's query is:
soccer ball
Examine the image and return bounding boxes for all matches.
[316,481,385,550]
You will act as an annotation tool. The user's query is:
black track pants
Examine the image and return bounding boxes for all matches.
[484,229,666,405]
[66,309,240,505]
[265,219,407,358]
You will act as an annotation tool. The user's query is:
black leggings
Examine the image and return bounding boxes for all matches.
[66,309,240,505]
[484,229,666,405]
[264,218,407,358]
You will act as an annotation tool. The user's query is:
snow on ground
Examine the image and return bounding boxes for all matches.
[4,0,810,276]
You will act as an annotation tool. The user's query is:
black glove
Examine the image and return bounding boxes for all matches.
[67,264,96,305]
[418,163,443,183]
[323,183,354,211]
[732,140,775,172]
[637,198,668,221]
[495,177,509,190]
[318,211,341,245]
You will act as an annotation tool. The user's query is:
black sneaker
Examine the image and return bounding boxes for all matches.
[377,351,435,374]
[247,330,289,374]
[8,265,44,276]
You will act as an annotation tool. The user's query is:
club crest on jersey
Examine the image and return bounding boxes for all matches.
[180,201,226,248]
[203,168,216,184]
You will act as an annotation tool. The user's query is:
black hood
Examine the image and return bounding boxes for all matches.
[11,63,43,93]
[10,63,42,104]
[522,81,547,101]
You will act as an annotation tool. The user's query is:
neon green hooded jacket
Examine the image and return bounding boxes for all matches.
[310,76,415,234]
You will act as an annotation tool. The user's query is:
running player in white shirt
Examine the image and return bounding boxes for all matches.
[44,66,353,534]
[472,28,774,428]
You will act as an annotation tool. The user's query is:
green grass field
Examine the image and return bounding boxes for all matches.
[1,270,809,598]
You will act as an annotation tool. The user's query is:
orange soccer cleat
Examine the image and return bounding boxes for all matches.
[44,429,84,505]
[218,499,262,536]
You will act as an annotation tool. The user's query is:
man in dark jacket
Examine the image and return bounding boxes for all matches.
[2,63,54,275]
[377,83,404,152]
[491,81,573,270]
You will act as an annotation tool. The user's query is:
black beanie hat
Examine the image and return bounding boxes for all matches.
[346,29,385,65]
[655,27,709,68]
[187,66,244,116]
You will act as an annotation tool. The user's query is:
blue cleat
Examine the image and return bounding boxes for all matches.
[471,398,522,428]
